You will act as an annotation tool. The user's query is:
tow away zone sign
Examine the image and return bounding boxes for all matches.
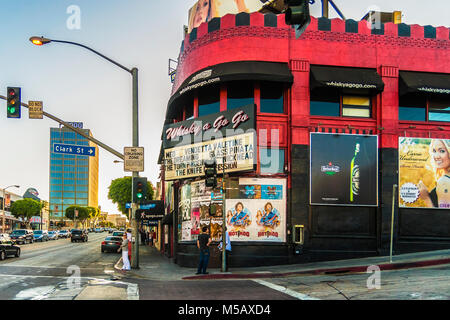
[124,147,144,172]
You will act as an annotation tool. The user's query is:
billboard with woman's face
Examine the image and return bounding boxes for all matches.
[399,137,450,209]
[188,0,280,32]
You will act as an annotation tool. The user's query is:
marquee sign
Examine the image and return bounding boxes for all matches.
[164,132,256,181]
[163,104,255,149]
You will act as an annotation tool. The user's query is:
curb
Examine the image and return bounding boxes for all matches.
[182,257,450,280]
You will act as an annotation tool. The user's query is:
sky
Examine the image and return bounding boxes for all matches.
[1,0,448,216]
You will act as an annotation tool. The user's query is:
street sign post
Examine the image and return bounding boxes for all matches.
[52,143,96,157]
[124,147,144,172]
[28,101,43,119]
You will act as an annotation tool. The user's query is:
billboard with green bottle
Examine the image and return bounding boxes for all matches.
[310,133,379,206]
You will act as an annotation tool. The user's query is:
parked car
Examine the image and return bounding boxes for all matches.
[95,228,101,233]
[108,228,116,234]
[47,231,58,240]
[58,230,70,238]
[101,236,123,253]
[112,231,124,238]
[33,230,49,242]
[10,229,34,245]
[71,229,88,242]
[0,235,20,260]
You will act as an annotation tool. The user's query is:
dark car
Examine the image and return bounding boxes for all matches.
[71,229,88,242]
[0,235,21,260]
[10,229,34,245]
[33,230,49,242]
[101,236,123,253]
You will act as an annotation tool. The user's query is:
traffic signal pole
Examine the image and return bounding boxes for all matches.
[131,67,140,269]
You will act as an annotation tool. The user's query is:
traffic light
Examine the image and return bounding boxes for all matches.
[133,177,148,203]
[204,160,217,188]
[7,87,21,118]
[284,0,311,38]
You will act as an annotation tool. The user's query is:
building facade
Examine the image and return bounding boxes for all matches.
[49,127,99,223]
[160,12,450,267]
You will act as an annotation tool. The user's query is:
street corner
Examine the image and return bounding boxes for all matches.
[75,279,138,300]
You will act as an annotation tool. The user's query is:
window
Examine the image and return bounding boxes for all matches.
[76,199,88,205]
[260,82,284,113]
[399,95,426,121]
[429,99,450,122]
[198,85,220,116]
[227,81,254,110]
[76,186,88,192]
[51,179,62,185]
[63,199,75,205]
[77,192,88,199]
[311,92,373,118]
[310,95,340,116]
[77,180,88,186]
[64,185,75,191]
[51,185,63,191]
[260,148,285,174]
[64,132,76,139]
[64,172,75,179]
[399,96,449,122]
[64,160,76,166]
[342,96,371,118]
[63,192,75,198]
[51,160,63,165]
[64,180,75,185]
[51,172,62,178]
[50,192,62,198]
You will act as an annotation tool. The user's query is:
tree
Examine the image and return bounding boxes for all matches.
[108,177,154,217]
[10,198,42,228]
[65,206,89,228]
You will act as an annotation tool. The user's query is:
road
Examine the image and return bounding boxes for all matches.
[1,233,449,301]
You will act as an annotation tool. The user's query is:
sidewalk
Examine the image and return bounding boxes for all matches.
[115,245,450,281]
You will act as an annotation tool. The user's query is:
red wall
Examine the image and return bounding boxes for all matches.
[171,13,450,150]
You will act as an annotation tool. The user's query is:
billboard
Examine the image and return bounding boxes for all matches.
[188,0,282,32]
[399,137,450,209]
[310,133,379,206]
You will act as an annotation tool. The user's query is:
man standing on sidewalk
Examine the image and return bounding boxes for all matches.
[218,227,232,272]
[196,226,212,275]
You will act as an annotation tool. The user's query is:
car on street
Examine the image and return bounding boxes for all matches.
[71,229,88,242]
[47,231,58,240]
[112,231,124,237]
[33,230,49,242]
[95,228,102,233]
[108,228,115,234]
[58,230,70,238]
[10,229,34,245]
[101,236,123,253]
[0,234,20,260]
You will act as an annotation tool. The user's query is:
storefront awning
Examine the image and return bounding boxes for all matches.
[399,71,450,97]
[166,61,293,120]
[310,65,385,94]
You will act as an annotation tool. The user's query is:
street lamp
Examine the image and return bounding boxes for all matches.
[2,185,20,233]
[30,35,141,269]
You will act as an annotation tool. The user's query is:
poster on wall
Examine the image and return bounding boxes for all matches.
[188,0,283,32]
[310,133,379,206]
[226,178,286,242]
[399,137,450,209]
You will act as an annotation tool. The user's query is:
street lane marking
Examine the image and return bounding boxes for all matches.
[253,279,320,300]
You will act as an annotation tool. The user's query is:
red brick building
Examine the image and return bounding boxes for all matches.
[160,12,450,267]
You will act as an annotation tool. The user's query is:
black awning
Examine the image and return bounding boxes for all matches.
[310,65,385,94]
[161,212,174,225]
[166,61,293,120]
[399,71,450,97]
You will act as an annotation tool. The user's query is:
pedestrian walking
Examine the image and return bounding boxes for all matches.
[119,233,131,272]
[148,231,153,246]
[140,228,147,245]
[218,227,232,272]
[196,226,212,275]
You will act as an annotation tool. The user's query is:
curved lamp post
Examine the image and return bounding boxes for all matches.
[30,36,140,268]
[2,185,20,233]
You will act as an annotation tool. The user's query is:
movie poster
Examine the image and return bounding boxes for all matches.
[226,178,286,242]
[310,133,378,206]
[399,137,450,209]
